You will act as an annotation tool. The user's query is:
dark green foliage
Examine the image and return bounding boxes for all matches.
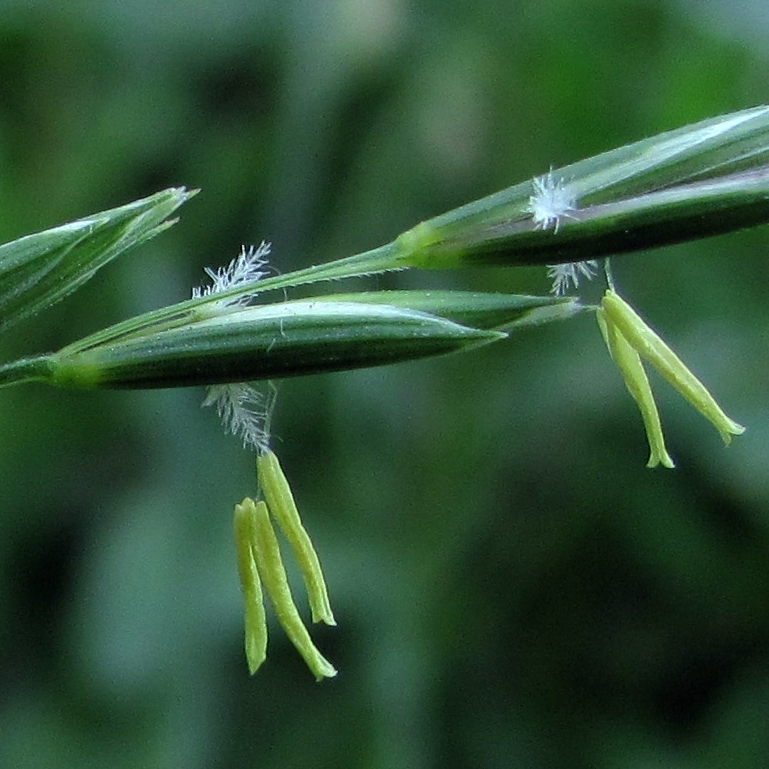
[1,2,769,769]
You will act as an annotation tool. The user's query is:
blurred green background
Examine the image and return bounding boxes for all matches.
[1,1,769,767]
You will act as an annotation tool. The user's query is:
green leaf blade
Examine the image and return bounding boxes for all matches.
[394,106,769,270]
[47,301,505,389]
[304,290,584,330]
[0,187,195,333]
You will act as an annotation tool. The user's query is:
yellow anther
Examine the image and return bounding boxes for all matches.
[249,499,337,681]
[233,498,268,674]
[597,307,674,468]
[257,451,336,626]
[602,290,745,445]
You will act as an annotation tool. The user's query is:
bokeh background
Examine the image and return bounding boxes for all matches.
[1,1,769,767]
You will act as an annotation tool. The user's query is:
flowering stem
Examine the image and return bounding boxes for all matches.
[56,241,407,354]
[0,355,52,388]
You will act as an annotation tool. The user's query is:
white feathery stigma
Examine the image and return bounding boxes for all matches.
[528,170,577,233]
[195,242,276,453]
[547,260,599,296]
[192,241,271,306]
[203,382,275,453]
[528,170,597,295]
